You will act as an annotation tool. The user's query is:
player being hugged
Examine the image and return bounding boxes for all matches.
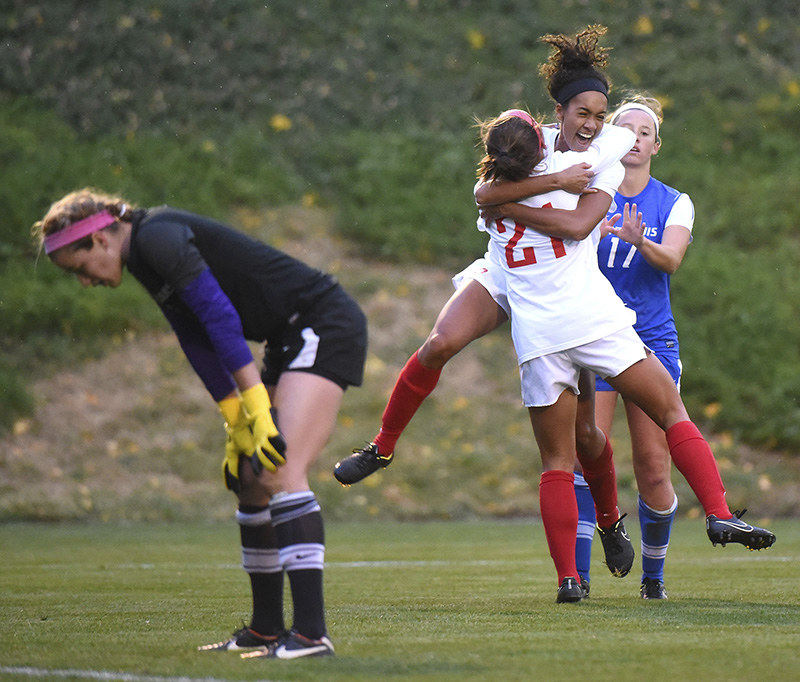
[477,32,775,601]
[34,189,367,660]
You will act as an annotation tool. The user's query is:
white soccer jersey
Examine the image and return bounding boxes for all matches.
[476,124,637,364]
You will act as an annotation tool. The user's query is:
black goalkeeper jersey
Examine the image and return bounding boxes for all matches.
[126,206,339,346]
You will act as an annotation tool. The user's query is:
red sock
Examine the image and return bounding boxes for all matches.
[576,432,619,528]
[666,420,731,518]
[539,470,579,584]
[373,350,442,456]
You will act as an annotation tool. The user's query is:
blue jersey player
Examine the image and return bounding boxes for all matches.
[593,96,694,599]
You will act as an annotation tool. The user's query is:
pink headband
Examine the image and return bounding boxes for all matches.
[499,108,544,150]
[43,210,117,255]
[501,108,535,126]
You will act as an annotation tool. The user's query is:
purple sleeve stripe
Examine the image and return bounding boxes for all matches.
[161,308,236,401]
[179,268,254,374]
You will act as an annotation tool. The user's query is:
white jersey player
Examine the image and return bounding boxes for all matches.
[477,122,636,370]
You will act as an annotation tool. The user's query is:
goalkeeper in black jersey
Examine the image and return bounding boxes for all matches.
[35,188,368,660]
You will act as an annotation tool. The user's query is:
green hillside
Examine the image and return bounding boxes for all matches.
[2,0,800,450]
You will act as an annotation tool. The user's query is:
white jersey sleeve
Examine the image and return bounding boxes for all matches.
[583,124,634,198]
[586,124,636,174]
[590,161,626,198]
[665,193,694,233]
[544,124,633,199]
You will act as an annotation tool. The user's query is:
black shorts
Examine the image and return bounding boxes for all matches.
[261,285,367,390]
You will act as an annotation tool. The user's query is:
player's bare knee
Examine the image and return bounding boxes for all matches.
[421,332,460,367]
[237,464,270,505]
[635,459,672,496]
[574,422,599,457]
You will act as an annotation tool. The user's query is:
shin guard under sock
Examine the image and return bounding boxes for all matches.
[574,472,596,583]
[576,433,619,528]
[639,494,677,582]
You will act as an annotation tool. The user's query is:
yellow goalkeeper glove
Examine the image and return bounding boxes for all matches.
[240,383,287,473]
[218,395,255,492]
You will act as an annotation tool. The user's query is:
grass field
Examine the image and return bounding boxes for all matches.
[1,519,799,682]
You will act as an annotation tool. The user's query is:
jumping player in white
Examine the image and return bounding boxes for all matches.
[338,26,645,597]
[475,26,640,599]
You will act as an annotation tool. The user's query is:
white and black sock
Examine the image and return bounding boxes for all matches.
[269,491,326,639]
[237,504,284,636]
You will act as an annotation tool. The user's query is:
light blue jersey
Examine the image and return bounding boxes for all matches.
[597,177,693,349]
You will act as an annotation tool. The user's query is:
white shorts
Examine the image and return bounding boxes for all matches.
[451,256,510,317]
[519,326,647,407]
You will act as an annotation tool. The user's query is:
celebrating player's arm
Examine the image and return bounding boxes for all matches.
[474,161,595,206]
[478,124,635,241]
[475,121,634,209]
[480,189,614,241]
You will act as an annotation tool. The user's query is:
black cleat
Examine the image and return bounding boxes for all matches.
[706,509,775,550]
[242,629,334,659]
[579,577,590,599]
[596,513,635,577]
[640,577,668,600]
[198,625,281,652]
[334,442,394,485]
[556,577,584,603]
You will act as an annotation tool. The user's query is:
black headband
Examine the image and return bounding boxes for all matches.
[554,77,608,105]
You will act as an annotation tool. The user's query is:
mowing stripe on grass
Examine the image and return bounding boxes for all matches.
[0,666,276,682]
[35,559,537,571]
[35,554,790,572]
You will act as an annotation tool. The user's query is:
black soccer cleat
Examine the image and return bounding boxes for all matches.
[556,577,584,603]
[640,577,668,600]
[596,513,635,577]
[579,577,590,599]
[198,625,281,652]
[242,629,335,660]
[334,442,394,485]
[706,509,776,550]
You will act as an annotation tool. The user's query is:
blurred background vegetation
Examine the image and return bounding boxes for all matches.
[1,1,799,519]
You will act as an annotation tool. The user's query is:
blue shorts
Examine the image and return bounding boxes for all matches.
[595,338,682,391]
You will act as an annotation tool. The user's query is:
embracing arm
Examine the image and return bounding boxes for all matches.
[475,163,595,206]
[483,190,614,241]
